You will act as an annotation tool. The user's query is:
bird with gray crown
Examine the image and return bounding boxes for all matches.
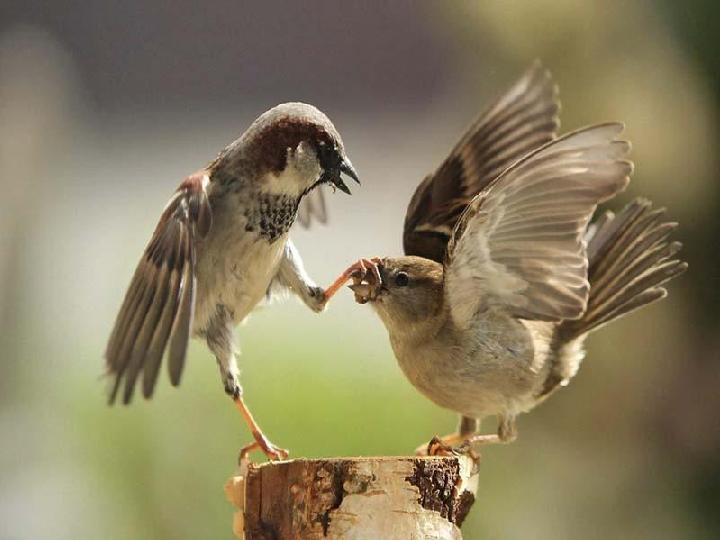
[105,102,359,460]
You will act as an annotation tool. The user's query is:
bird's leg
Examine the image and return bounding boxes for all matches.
[419,415,517,458]
[235,394,289,462]
[497,414,518,443]
[226,375,288,462]
[206,314,288,462]
[322,264,361,302]
[463,414,517,447]
[421,434,465,456]
[275,240,326,313]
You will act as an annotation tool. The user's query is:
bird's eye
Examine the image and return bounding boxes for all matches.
[395,272,409,287]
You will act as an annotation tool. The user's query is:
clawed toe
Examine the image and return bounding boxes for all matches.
[415,434,481,463]
[233,394,289,463]
[239,432,289,463]
[427,436,454,456]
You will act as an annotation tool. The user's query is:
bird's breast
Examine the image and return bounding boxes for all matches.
[210,176,301,242]
[389,313,543,418]
[193,198,289,334]
[241,191,299,242]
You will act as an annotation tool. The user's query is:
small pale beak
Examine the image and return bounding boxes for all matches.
[349,282,372,296]
[348,282,373,304]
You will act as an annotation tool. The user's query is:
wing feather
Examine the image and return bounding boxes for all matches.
[105,172,211,404]
[444,124,632,327]
[403,61,560,262]
[168,231,196,387]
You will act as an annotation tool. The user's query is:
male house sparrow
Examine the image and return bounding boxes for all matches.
[105,103,359,460]
[333,64,686,453]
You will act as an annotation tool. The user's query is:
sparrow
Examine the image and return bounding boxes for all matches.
[329,63,687,454]
[105,102,359,460]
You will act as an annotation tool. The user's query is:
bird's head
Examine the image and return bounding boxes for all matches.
[349,256,445,333]
[229,102,359,198]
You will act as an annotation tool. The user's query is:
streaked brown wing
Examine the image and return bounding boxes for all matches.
[105,172,212,404]
[403,61,560,262]
[444,124,632,328]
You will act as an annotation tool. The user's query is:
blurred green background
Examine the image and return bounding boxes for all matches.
[1,1,719,538]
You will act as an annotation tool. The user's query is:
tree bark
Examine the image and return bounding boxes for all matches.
[225,456,478,540]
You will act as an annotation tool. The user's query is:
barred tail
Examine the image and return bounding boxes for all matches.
[561,198,687,340]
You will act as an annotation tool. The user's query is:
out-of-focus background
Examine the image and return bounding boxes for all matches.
[1,1,718,538]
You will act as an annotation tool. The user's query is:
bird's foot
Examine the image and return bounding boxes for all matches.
[424,436,456,457]
[417,435,481,470]
[305,285,327,313]
[239,431,290,463]
[416,433,487,457]
[451,441,481,463]
[415,432,464,456]
[347,258,383,303]
[233,393,289,463]
[322,257,383,304]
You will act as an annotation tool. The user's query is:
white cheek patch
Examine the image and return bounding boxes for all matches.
[261,142,322,196]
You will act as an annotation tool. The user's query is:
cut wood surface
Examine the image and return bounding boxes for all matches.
[225,456,479,540]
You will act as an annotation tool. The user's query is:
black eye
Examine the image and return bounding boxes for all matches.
[395,272,409,287]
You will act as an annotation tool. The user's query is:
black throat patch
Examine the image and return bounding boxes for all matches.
[243,192,300,242]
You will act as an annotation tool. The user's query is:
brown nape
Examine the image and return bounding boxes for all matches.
[248,118,334,174]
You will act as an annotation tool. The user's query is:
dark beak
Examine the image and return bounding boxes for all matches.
[329,156,360,195]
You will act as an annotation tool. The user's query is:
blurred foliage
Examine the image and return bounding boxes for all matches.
[1,1,719,539]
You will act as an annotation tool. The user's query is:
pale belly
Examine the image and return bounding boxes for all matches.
[390,315,546,420]
[192,228,287,334]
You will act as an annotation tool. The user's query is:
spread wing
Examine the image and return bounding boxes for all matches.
[105,172,212,404]
[296,187,327,228]
[444,124,632,328]
[403,61,560,262]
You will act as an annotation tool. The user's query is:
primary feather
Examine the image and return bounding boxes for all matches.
[105,173,211,404]
[403,61,560,262]
[443,123,632,328]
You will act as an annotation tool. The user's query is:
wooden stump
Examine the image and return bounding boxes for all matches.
[225,456,478,539]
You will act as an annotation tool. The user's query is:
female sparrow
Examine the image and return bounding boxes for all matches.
[331,64,686,454]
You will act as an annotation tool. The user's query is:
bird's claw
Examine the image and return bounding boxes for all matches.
[424,436,455,457]
[417,436,481,463]
[348,258,383,303]
[322,257,383,304]
[239,431,289,463]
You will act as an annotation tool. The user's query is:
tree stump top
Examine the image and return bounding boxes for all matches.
[226,456,479,539]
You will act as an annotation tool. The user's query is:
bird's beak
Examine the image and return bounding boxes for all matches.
[348,258,384,304]
[328,156,360,195]
[348,282,372,296]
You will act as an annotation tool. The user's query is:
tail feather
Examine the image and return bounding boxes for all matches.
[561,198,687,339]
[538,198,686,398]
